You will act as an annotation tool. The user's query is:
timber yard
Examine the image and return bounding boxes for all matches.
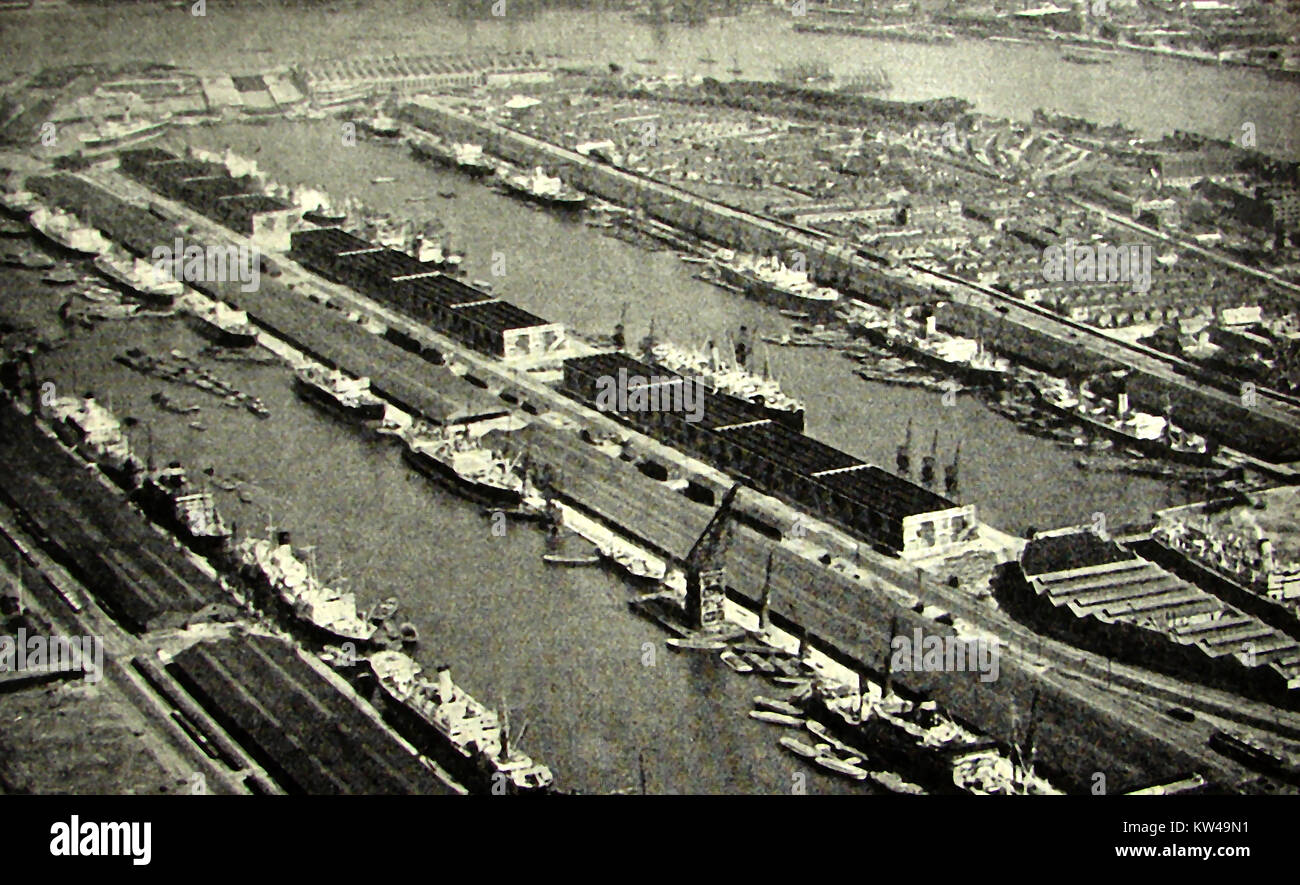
[2,0,1300,802]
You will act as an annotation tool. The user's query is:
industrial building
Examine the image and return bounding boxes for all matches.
[1002,527,1300,705]
[117,147,301,250]
[289,228,565,359]
[561,351,976,555]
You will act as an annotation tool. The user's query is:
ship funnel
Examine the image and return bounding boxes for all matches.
[1117,390,1129,417]
[925,315,937,337]
[437,665,453,700]
[276,529,292,547]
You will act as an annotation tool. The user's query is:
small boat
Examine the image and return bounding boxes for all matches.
[748,710,804,728]
[368,597,400,622]
[720,649,754,673]
[754,696,803,717]
[814,754,869,781]
[665,636,728,651]
[438,189,457,199]
[371,176,397,184]
[779,735,823,760]
[542,551,602,566]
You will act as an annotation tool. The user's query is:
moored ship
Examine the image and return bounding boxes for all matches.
[187,299,259,348]
[132,460,232,559]
[28,205,113,258]
[645,339,805,432]
[367,650,553,794]
[712,249,840,320]
[46,392,143,489]
[1032,379,1216,466]
[93,251,183,306]
[498,166,586,212]
[400,423,525,507]
[293,365,387,422]
[409,133,495,178]
[233,531,378,645]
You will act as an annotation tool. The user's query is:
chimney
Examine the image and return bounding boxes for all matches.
[437,665,453,700]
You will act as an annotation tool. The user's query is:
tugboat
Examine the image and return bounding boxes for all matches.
[400,423,525,507]
[233,530,377,645]
[46,392,143,489]
[132,459,232,559]
[293,365,387,422]
[711,249,839,321]
[367,650,554,793]
[498,166,586,213]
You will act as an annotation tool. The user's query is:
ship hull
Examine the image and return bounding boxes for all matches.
[302,210,347,227]
[367,673,548,795]
[804,696,973,795]
[293,375,386,423]
[401,444,523,508]
[131,482,231,560]
[410,142,493,178]
[187,313,258,349]
[716,264,837,321]
[1032,389,1216,467]
[235,561,376,646]
[499,180,586,213]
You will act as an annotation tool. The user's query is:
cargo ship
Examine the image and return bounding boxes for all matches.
[131,460,232,559]
[293,365,387,422]
[409,133,494,178]
[367,650,553,793]
[77,118,169,155]
[187,299,259,348]
[712,250,840,320]
[804,681,1033,795]
[233,531,378,645]
[27,206,113,258]
[498,166,586,213]
[93,252,183,306]
[645,339,805,432]
[46,392,143,489]
[400,424,525,507]
[1032,379,1216,466]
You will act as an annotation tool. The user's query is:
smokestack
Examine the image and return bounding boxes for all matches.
[437,665,453,701]
[275,529,292,547]
[925,314,937,337]
[1117,390,1129,417]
